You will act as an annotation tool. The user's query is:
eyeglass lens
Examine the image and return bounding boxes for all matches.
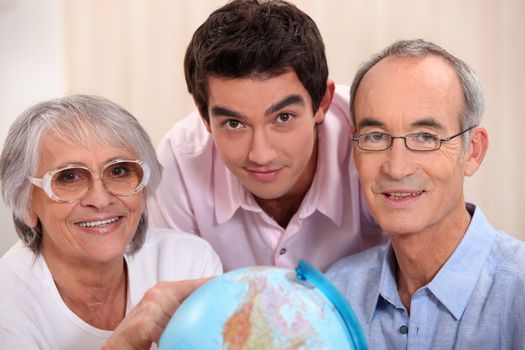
[357,133,440,151]
[50,162,144,201]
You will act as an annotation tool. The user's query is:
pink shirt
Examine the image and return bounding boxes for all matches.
[149,85,385,271]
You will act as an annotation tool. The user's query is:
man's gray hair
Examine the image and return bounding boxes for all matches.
[0,95,162,254]
[350,39,484,144]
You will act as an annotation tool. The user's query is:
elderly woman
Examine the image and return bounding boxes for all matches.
[0,95,222,349]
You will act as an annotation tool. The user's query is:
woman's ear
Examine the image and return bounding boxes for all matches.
[464,126,489,177]
[24,209,38,228]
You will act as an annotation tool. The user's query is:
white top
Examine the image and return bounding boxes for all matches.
[149,85,385,271]
[0,228,222,349]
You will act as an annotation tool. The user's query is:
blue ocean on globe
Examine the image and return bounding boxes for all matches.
[159,260,367,349]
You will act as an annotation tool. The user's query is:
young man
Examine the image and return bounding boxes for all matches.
[327,39,525,348]
[148,0,384,271]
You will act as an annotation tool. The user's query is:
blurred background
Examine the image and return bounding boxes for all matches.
[1,0,524,255]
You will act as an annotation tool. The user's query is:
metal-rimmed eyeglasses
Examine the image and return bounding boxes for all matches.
[352,125,477,152]
[28,159,151,203]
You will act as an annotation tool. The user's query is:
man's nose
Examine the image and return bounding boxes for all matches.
[380,138,417,180]
[248,128,277,165]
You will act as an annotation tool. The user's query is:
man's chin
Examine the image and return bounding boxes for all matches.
[248,186,289,201]
[251,192,284,201]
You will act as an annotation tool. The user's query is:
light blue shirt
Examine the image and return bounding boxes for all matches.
[327,204,525,349]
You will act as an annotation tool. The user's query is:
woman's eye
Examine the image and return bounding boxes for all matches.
[57,171,79,183]
[110,166,129,177]
[54,168,89,184]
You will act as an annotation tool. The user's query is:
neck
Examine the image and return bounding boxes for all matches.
[255,192,305,228]
[43,250,128,330]
[391,205,472,313]
[255,138,319,228]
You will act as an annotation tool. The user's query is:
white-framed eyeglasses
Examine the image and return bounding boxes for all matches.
[352,125,477,152]
[28,159,150,203]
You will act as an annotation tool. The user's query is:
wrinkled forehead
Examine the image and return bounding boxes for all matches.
[355,56,463,130]
[32,121,137,174]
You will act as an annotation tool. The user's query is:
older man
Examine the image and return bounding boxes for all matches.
[327,39,525,349]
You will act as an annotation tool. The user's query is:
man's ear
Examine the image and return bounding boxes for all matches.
[350,125,359,152]
[314,80,335,124]
[464,126,489,177]
[194,98,212,133]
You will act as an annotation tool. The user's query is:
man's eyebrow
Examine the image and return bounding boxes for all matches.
[265,95,305,115]
[356,117,446,131]
[411,118,445,131]
[356,117,385,129]
[210,106,243,119]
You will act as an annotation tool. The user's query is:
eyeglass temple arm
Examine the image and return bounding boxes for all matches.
[28,176,44,189]
[440,125,477,142]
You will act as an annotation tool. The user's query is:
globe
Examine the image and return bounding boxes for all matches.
[159,260,367,349]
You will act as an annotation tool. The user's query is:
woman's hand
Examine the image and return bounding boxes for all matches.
[102,278,211,350]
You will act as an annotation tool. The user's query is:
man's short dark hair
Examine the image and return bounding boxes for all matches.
[184,0,329,122]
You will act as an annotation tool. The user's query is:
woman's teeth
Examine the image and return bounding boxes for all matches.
[78,217,120,228]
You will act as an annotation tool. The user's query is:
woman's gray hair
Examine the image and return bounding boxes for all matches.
[0,95,162,254]
[350,39,484,147]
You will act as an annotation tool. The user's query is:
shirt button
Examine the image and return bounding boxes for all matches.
[399,325,409,334]
[279,248,287,255]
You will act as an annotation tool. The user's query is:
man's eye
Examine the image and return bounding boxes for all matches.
[276,113,293,124]
[414,132,439,144]
[224,119,244,130]
[363,132,387,143]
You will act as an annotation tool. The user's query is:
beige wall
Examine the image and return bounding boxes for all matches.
[0,0,65,254]
[1,0,524,254]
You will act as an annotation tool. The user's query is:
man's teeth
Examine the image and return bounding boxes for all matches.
[388,192,421,199]
[78,217,120,228]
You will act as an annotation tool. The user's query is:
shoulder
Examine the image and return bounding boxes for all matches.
[0,242,36,293]
[0,241,50,290]
[128,228,222,279]
[139,227,217,257]
[0,244,50,337]
[326,244,387,288]
[471,219,525,311]
[471,205,525,276]
[327,84,351,123]
[332,84,350,106]
[155,111,216,183]
[316,84,352,150]
[157,110,213,157]
[482,232,525,342]
[326,244,387,325]
[318,84,352,138]
[327,243,386,276]
[467,205,525,279]
[487,230,525,278]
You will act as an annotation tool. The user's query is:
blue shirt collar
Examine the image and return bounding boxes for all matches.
[376,243,405,318]
[427,204,496,319]
[358,242,404,324]
[375,204,497,320]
